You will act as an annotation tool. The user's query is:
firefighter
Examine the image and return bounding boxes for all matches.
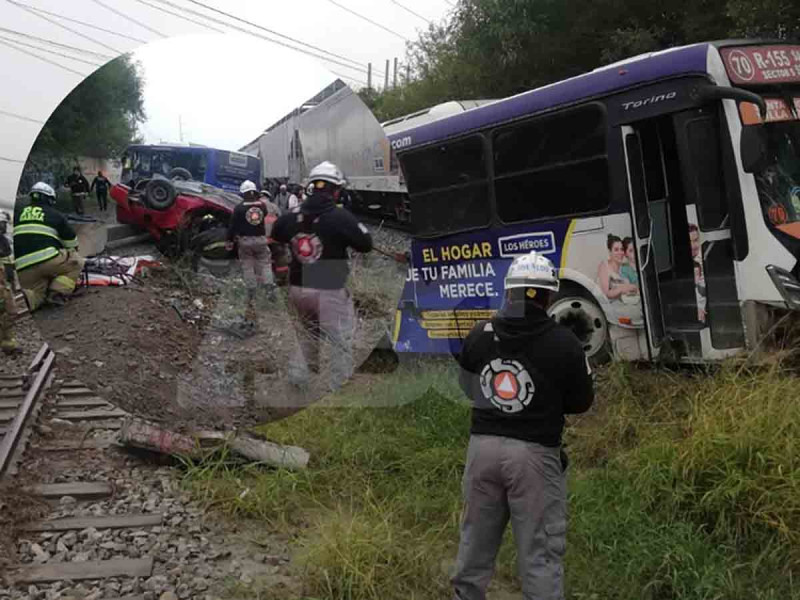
[261,189,290,286]
[13,182,84,311]
[271,161,373,392]
[451,250,595,600]
[0,210,18,354]
[226,180,277,327]
[65,167,89,215]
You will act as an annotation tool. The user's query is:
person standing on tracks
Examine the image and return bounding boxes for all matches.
[451,250,595,600]
[0,211,18,354]
[271,161,373,392]
[13,182,84,312]
[226,180,278,328]
[275,184,299,215]
[65,166,89,215]
[90,170,112,212]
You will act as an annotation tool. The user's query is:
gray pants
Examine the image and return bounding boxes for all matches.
[287,286,355,391]
[452,435,566,600]
[237,236,273,289]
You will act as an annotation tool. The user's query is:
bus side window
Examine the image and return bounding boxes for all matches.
[400,135,490,236]
[492,105,609,223]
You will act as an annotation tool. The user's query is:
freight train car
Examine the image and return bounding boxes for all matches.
[240,80,495,226]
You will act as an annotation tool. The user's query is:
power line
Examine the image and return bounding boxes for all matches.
[0,155,25,164]
[0,108,44,124]
[0,37,88,77]
[129,0,226,34]
[390,0,432,25]
[0,26,115,61]
[4,0,122,55]
[185,0,368,71]
[21,5,149,44]
[89,0,166,38]
[323,0,409,41]
[0,34,104,67]
[144,0,380,77]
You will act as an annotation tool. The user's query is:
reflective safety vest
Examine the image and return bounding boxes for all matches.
[13,203,78,271]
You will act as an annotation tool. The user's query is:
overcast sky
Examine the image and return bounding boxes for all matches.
[130,0,454,150]
[0,0,454,209]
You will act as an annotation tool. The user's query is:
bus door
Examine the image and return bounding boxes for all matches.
[621,125,666,359]
[672,107,745,355]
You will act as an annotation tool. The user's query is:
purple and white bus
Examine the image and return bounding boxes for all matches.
[388,40,800,364]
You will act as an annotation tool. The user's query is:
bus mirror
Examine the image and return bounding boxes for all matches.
[740,126,769,173]
[690,85,767,117]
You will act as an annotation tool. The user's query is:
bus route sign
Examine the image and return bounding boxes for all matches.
[721,45,800,85]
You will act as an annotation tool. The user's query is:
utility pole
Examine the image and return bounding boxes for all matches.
[179,115,183,143]
[384,59,389,91]
[406,62,410,84]
[367,62,372,90]
[393,57,398,88]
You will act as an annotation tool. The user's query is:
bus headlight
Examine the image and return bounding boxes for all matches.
[766,265,800,310]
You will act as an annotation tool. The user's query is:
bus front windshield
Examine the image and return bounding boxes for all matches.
[755,119,800,238]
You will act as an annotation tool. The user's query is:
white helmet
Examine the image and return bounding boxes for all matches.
[279,184,287,192]
[308,161,345,186]
[239,180,257,195]
[259,189,272,199]
[30,181,56,203]
[504,251,560,292]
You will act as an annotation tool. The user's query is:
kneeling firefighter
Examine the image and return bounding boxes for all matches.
[226,180,278,326]
[451,250,595,600]
[13,182,84,311]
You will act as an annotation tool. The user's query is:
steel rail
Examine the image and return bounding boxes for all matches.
[0,343,55,478]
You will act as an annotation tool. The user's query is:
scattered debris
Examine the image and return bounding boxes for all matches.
[119,417,310,470]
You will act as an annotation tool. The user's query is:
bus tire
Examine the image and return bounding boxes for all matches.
[168,167,193,181]
[145,179,176,211]
[548,284,611,365]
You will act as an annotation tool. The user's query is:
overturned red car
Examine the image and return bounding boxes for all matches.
[110,176,288,279]
[110,176,239,253]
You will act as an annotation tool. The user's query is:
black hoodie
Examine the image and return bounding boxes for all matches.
[271,191,372,289]
[458,303,594,446]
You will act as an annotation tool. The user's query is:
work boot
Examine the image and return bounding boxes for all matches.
[46,292,70,307]
[1,339,20,355]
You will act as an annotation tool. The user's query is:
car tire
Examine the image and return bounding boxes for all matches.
[547,284,611,365]
[145,179,176,211]
[168,167,193,182]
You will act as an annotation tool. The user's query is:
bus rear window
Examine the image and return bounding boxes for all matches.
[400,136,490,236]
[492,105,610,222]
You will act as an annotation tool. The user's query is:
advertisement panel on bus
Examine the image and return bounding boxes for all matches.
[393,213,644,354]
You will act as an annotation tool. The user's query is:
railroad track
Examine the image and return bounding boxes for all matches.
[0,344,160,598]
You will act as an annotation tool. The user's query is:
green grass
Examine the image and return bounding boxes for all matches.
[181,360,800,600]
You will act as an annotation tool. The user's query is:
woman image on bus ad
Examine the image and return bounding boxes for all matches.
[597,234,642,325]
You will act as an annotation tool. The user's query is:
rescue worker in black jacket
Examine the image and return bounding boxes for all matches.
[271,161,372,392]
[65,167,89,215]
[13,182,83,311]
[226,180,279,328]
[451,250,594,600]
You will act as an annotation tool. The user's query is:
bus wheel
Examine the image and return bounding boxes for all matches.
[168,167,193,181]
[548,289,610,364]
[145,179,176,211]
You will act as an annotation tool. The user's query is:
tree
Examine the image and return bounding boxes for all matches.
[366,0,800,121]
[30,54,145,160]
